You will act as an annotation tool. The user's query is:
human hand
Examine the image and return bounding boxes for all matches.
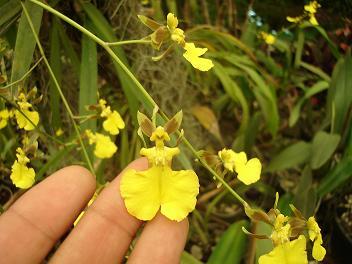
[0,158,188,263]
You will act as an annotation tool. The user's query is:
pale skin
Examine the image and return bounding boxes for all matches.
[0,158,188,263]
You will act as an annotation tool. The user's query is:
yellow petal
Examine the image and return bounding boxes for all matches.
[307,216,320,241]
[286,16,301,23]
[233,151,247,170]
[15,109,39,131]
[312,236,326,261]
[183,43,214,71]
[167,13,178,30]
[94,133,117,159]
[171,28,185,44]
[309,15,319,25]
[10,161,35,189]
[103,111,125,135]
[218,149,237,172]
[236,158,261,185]
[259,235,308,264]
[0,109,10,129]
[304,1,319,13]
[120,167,161,221]
[160,169,199,222]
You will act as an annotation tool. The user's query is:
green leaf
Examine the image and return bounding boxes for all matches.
[36,146,75,181]
[255,221,273,263]
[56,20,80,76]
[81,3,143,124]
[299,61,331,82]
[300,22,340,59]
[49,17,62,130]
[317,157,352,197]
[212,62,249,133]
[294,29,304,68]
[79,19,97,161]
[230,61,279,135]
[11,0,43,94]
[289,81,329,127]
[181,251,203,264]
[79,19,97,132]
[277,192,294,216]
[293,166,316,218]
[266,141,312,172]
[207,220,249,264]
[311,131,340,169]
[0,0,21,28]
[327,53,352,133]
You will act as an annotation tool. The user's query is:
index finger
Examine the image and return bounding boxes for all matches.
[50,158,148,263]
[0,165,95,263]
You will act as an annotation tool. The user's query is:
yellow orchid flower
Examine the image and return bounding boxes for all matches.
[260,32,276,45]
[86,130,117,159]
[218,148,261,185]
[307,216,326,261]
[99,99,125,135]
[138,13,214,71]
[271,214,291,246]
[287,1,320,25]
[120,126,199,222]
[15,94,39,131]
[286,16,303,23]
[55,128,64,136]
[0,108,11,129]
[10,148,35,189]
[259,235,308,264]
[183,43,214,72]
[304,1,320,14]
[166,13,185,45]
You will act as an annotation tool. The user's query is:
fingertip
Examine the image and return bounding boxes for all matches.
[52,165,96,191]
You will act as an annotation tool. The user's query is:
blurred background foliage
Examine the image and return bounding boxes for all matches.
[1,0,352,263]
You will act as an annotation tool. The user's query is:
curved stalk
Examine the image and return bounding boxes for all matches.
[27,0,248,206]
[22,2,95,176]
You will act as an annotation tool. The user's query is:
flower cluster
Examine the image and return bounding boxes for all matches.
[1,91,40,189]
[216,148,262,185]
[120,111,199,222]
[138,13,214,71]
[287,0,320,26]
[0,92,40,132]
[244,194,326,263]
[84,99,124,159]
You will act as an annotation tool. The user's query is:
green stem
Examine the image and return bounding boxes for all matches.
[0,57,43,90]
[21,2,95,177]
[27,0,248,206]
[105,39,152,46]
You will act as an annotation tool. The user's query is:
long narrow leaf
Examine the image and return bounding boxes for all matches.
[49,17,62,130]
[10,0,43,94]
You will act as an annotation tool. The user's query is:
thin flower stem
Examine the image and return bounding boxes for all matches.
[73,114,96,119]
[0,57,43,90]
[28,0,249,206]
[21,3,95,177]
[105,39,152,46]
[174,128,248,207]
